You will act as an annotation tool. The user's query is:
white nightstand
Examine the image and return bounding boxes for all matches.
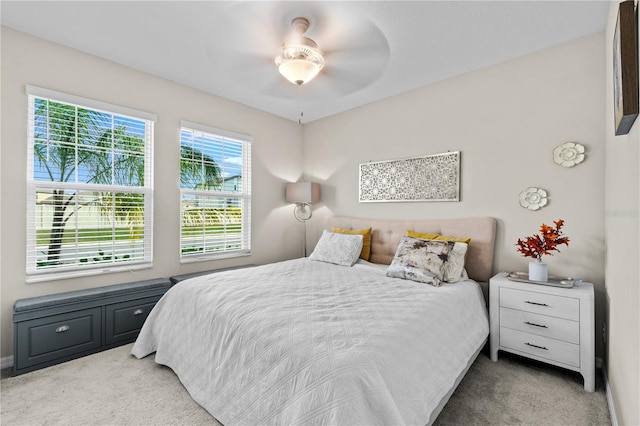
[489,272,595,392]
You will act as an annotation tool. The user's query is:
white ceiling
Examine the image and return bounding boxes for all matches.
[1,1,609,123]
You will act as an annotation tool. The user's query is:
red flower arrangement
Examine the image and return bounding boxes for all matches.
[516,219,570,260]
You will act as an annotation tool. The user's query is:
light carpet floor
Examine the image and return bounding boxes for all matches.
[0,344,610,425]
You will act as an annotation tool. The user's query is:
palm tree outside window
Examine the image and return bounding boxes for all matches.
[26,86,156,280]
[179,122,252,260]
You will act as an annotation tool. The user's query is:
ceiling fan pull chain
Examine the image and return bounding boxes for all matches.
[298,85,304,124]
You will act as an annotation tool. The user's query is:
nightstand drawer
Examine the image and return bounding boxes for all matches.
[15,307,102,370]
[500,327,580,367]
[500,287,579,320]
[500,307,579,344]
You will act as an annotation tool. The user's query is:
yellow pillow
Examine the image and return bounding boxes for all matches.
[406,229,471,244]
[332,227,372,261]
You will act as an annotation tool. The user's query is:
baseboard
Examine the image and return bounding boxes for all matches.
[601,360,618,426]
[1,355,14,370]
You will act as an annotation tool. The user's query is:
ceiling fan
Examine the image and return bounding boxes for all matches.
[213,2,391,111]
[274,17,325,86]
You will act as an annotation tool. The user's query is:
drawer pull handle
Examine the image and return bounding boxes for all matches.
[524,321,548,328]
[525,342,548,350]
[133,309,144,316]
[55,325,70,333]
[525,301,549,307]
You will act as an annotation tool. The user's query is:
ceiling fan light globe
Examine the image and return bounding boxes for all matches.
[278,59,322,85]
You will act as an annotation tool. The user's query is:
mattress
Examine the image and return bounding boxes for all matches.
[132,258,489,425]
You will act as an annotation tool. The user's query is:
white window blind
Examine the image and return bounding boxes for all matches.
[179,121,252,260]
[26,86,155,281]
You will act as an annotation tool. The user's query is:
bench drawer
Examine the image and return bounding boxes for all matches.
[105,296,161,346]
[15,307,102,370]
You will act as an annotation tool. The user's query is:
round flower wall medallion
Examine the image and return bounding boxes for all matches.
[519,187,548,210]
[553,142,585,167]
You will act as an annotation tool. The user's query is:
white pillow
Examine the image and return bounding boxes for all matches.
[309,230,363,266]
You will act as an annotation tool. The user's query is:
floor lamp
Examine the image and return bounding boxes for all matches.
[285,181,320,257]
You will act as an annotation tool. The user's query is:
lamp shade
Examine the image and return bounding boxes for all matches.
[286,182,320,204]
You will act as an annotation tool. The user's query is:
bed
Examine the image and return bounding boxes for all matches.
[132,216,496,425]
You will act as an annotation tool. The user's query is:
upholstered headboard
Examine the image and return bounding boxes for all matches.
[325,216,497,283]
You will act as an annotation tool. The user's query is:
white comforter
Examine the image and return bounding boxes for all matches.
[132,259,489,425]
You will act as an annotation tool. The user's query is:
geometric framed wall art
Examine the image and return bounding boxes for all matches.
[359,151,460,202]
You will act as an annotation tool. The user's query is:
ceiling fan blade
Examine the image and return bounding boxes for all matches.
[308,47,388,97]
[309,12,391,97]
[310,68,370,97]
[228,58,296,97]
[204,2,284,59]
[316,14,390,57]
[324,49,388,73]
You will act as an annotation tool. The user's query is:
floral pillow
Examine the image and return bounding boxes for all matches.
[405,230,470,283]
[309,230,363,266]
[386,236,455,286]
[442,242,468,283]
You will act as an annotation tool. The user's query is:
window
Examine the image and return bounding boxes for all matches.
[26,86,155,281]
[179,121,252,260]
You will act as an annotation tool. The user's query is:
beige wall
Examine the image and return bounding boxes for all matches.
[604,1,640,425]
[0,28,304,359]
[304,34,607,357]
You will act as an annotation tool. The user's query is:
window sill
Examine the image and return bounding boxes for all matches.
[26,262,153,284]
[180,250,251,264]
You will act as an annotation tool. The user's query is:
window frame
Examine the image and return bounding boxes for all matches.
[179,120,252,262]
[26,85,156,282]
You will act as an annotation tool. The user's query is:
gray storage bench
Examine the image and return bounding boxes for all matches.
[13,278,173,376]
